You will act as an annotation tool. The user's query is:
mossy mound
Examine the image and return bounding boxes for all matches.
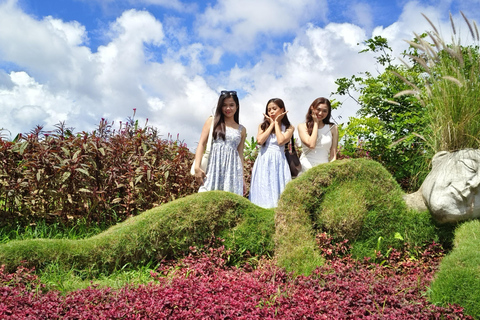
[1,158,453,281]
[275,158,447,275]
[430,220,480,318]
[0,191,274,274]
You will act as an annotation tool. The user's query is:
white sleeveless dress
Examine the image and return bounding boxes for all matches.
[200,125,244,195]
[299,124,333,172]
[249,125,292,208]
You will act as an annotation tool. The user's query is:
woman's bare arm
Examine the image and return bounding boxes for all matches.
[329,125,339,162]
[193,116,213,183]
[298,122,319,149]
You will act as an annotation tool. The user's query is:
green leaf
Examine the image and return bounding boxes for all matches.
[73,150,81,160]
[61,147,70,157]
[61,172,71,182]
[394,232,404,241]
[76,168,90,177]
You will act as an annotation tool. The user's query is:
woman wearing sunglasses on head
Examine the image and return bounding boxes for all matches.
[193,90,246,195]
[249,98,294,208]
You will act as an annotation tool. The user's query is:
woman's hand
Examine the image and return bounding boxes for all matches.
[263,113,274,125]
[194,167,206,185]
[312,111,321,124]
[275,111,288,124]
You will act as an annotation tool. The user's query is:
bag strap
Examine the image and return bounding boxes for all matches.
[290,136,296,153]
[205,116,214,153]
[285,136,296,154]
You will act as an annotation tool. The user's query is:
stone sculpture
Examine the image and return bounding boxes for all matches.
[422,149,480,223]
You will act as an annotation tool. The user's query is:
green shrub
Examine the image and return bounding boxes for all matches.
[430,219,480,318]
[275,158,451,275]
[333,36,429,192]
[0,191,274,275]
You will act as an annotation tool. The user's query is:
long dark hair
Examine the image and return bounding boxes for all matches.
[260,98,291,133]
[305,97,333,135]
[213,91,240,140]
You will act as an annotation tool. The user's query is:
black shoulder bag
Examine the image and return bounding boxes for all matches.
[285,137,302,178]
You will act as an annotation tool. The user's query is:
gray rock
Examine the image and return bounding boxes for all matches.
[422,149,480,223]
[403,188,428,212]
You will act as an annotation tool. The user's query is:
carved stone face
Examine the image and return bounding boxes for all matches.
[422,149,480,223]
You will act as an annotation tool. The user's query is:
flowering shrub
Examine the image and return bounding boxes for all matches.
[0,236,472,319]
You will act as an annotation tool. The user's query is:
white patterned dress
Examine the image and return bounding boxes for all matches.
[201,125,244,195]
[249,125,292,208]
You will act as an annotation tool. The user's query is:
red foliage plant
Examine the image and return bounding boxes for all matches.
[0,235,472,319]
[0,118,199,226]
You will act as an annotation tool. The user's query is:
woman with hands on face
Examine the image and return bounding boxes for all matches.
[249,98,294,208]
[193,90,246,195]
[297,97,338,173]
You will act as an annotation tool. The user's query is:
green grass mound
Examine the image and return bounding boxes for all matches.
[275,158,448,275]
[0,191,274,275]
[430,219,480,318]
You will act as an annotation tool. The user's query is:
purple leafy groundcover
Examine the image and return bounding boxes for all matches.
[0,238,472,319]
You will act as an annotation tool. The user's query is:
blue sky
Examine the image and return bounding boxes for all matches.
[0,0,479,149]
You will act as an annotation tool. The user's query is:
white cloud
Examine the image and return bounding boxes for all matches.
[147,97,165,112]
[0,70,14,89]
[345,2,373,32]
[0,0,478,151]
[0,3,182,140]
[195,0,328,53]
[107,9,164,47]
[372,1,480,67]
[46,17,88,46]
[11,105,49,130]
[229,22,375,141]
[0,71,78,134]
[0,1,87,78]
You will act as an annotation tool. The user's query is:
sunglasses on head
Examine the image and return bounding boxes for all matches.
[220,90,237,96]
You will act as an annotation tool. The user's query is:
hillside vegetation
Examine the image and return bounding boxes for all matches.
[0,191,274,275]
[275,158,452,275]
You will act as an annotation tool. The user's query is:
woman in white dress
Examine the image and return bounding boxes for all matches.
[193,90,246,195]
[249,98,294,208]
[297,97,338,172]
